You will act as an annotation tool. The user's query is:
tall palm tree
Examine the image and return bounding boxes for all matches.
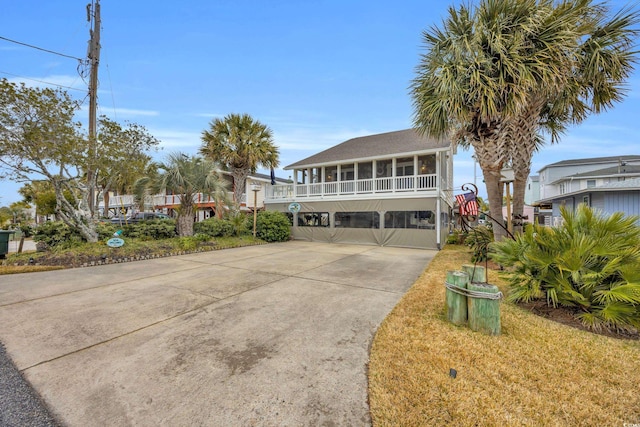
[200,113,279,207]
[412,0,544,239]
[411,0,638,239]
[134,153,229,237]
[507,4,638,229]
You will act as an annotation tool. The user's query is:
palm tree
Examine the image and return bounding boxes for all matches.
[134,153,229,237]
[507,4,638,230]
[200,113,279,207]
[411,0,638,239]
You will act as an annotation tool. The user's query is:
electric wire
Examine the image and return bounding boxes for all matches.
[0,35,83,62]
[0,71,86,92]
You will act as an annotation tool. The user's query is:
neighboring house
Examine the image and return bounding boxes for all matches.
[524,175,539,206]
[100,171,290,220]
[534,155,640,225]
[264,129,454,249]
[538,155,640,200]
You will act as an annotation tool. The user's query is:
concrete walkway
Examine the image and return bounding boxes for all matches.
[6,237,37,254]
[0,241,434,426]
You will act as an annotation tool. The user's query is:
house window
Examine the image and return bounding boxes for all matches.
[311,167,322,183]
[334,212,380,228]
[396,157,414,176]
[341,163,355,181]
[376,160,392,177]
[418,154,436,175]
[325,166,337,182]
[586,179,596,188]
[358,162,373,179]
[559,183,566,194]
[583,195,590,205]
[298,212,330,227]
[384,211,435,229]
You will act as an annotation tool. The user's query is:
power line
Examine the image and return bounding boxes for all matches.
[0,70,86,92]
[0,35,84,62]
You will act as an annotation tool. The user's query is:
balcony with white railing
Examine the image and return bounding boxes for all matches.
[102,190,252,211]
[265,174,438,202]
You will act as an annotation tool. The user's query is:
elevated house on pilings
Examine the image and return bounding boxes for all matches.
[264,129,455,249]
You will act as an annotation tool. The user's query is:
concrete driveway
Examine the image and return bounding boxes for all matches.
[0,241,434,426]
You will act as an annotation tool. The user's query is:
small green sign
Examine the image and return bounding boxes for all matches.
[107,237,125,248]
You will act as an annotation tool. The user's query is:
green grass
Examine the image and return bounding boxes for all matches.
[369,245,640,426]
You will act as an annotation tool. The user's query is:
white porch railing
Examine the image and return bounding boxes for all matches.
[103,192,235,209]
[266,174,437,201]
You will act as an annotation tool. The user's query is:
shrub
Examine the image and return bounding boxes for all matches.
[226,210,249,236]
[176,236,199,251]
[96,222,118,240]
[33,221,84,249]
[464,225,493,262]
[193,217,235,237]
[119,219,177,240]
[446,229,468,245]
[491,204,640,332]
[19,224,33,238]
[255,211,290,242]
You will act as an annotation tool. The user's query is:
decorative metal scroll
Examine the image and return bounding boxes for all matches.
[457,183,514,239]
[456,183,515,272]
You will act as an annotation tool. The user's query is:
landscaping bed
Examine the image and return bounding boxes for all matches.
[368,245,640,426]
[0,235,266,274]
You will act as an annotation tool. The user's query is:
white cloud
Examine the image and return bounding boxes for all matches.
[149,129,202,151]
[193,112,225,119]
[104,107,160,117]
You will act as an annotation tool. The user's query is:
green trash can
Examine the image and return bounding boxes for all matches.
[0,230,16,259]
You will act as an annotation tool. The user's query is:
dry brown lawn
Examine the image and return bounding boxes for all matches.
[369,245,640,426]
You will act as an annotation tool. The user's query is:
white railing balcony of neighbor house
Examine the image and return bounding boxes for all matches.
[266,174,438,201]
[106,192,237,209]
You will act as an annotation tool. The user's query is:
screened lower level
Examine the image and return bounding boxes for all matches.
[267,197,450,250]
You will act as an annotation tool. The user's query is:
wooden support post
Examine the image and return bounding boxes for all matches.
[445,270,468,325]
[462,264,486,283]
[467,282,501,335]
[505,181,512,235]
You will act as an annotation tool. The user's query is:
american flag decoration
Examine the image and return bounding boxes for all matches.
[456,191,479,216]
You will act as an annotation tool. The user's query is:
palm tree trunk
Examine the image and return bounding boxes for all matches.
[511,177,527,232]
[177,203,194,237]
[103,188,110,219]
[508,97,545,233]
[469,130,509,241]
[230,167,250,208]
[482,167,508,241]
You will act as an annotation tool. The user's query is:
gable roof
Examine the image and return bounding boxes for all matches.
[285,129,449,169]
[538,155,640,172]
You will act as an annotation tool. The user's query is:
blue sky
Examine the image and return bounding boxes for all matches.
[1,0,639,206]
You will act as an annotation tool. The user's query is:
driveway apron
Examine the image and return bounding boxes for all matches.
[0,241,434,426]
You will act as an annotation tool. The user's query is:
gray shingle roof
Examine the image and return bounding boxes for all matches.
[285,129,450,169]
[567,164,640,178]
[539,155,640,171]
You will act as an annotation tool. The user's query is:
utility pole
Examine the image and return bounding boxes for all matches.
[87,0,101,215]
